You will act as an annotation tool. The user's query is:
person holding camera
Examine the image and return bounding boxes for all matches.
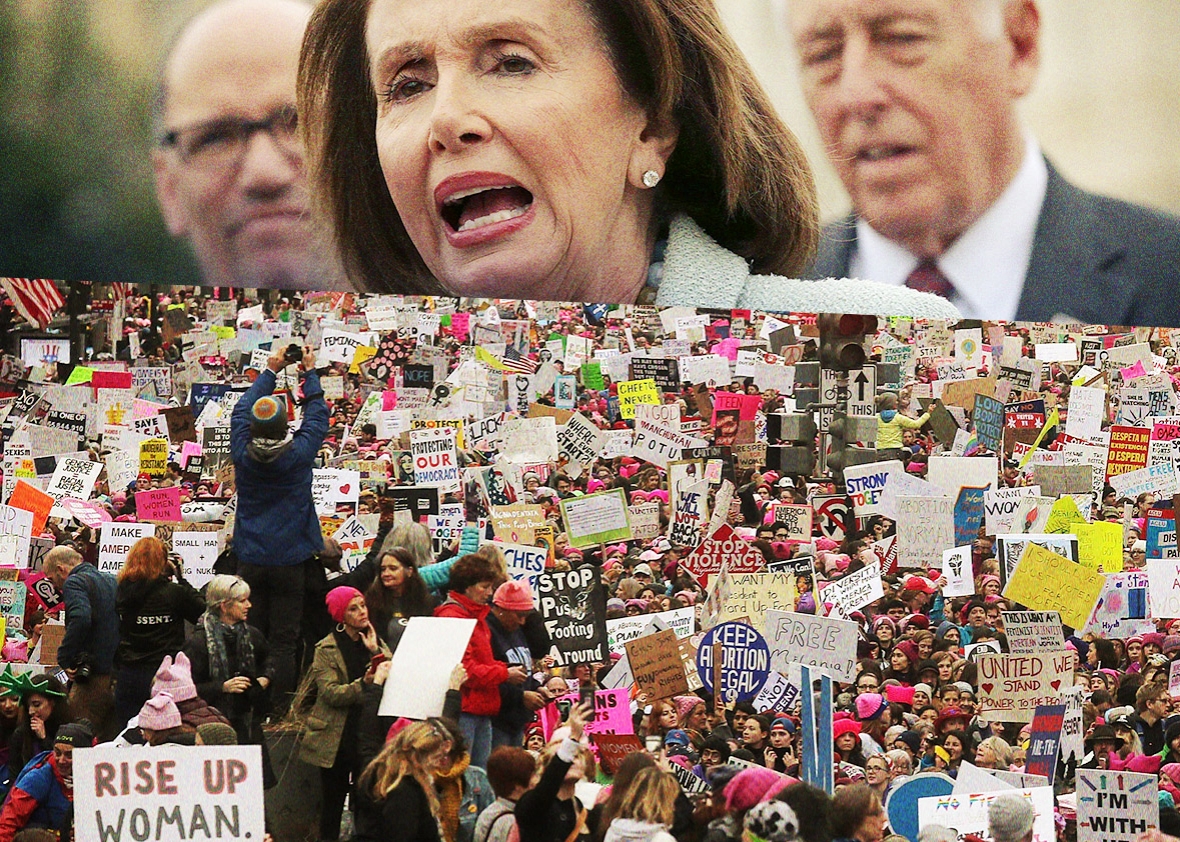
[42,545,118,741]
[184,575,276,786]
[230,341,328,710]
[113,537,206,729]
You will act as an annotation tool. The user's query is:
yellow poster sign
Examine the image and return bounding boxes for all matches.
[1075,521,1124,573]
[1002,542,1104,629]
[616,378,661,420]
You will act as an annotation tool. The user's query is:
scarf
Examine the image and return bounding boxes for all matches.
[203,611,256,684]
[880,409,898,422]
[434,754,470,842]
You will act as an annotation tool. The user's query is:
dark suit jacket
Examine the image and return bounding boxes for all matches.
[806,161,1180,327]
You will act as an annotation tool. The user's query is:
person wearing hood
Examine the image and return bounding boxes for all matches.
[0,721,92,842]
[874,393,936,465]
[603,767,680,842]
[435,554,528,770]
[230,342,328,709]
[113,537,206,729]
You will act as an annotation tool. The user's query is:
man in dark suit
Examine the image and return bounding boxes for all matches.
[787,0,1180,327]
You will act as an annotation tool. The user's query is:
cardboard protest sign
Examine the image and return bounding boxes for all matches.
[896,495,954,568]
[1003,542,1105,629]
[695,622,771,703]
[1025,703,1065,779]
[1076,769,1158,842]
[625,628,689,700]
[607,607,694,654]
[821,561,884,619]
[766,503,812,541]
[716,572,797,625]
[136,486,183,523]
[559,489,632,548]
[976,652,1074,723]
[379,617,476,718]
[917,787,1055,842]
[679,524,765,587]
[763,610,858,683]
[1002,611,1064,655]
[410,426,460,494]
[97,521,156,574]
[628,503,661,541]
[995,533,1079,586]
[536,565,607,666]
[75,745,265,842]
[1084,571,1151,637]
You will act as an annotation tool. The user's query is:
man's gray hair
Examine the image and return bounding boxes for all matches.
[42,546,83,577]
[988,793,1036,842]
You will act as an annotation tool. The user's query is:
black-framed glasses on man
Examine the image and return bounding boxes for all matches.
[160,104,300,171]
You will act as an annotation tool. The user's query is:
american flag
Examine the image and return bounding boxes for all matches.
[111,282,135,302]
[0,278,65,329]
[502,345,537,374]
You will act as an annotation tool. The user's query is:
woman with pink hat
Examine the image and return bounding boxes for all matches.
[298,586,391,842]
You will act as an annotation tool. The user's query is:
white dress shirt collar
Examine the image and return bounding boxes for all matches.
[850,134,1049,321]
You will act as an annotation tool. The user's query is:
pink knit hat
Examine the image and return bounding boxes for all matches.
[856,693,888,721]
[724,766,792,812]
[326,586,364,623]
[674,695,704,723]
[151,652,198,703]
[833,715,862,740]
[139,692,182,730]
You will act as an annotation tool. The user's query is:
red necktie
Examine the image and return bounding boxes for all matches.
[905,260,954,299]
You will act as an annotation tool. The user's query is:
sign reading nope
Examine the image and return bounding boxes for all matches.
[695,621,770,703]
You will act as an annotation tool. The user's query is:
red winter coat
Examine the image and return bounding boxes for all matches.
[435,591,509,716]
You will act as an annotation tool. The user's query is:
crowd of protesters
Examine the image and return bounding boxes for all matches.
[0,287,1175,841]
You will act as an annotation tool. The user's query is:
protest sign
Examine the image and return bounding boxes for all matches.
[1025,704,1065,778]
[941,546,976,597]
[896,495,954,569]
[136,486,183,523]
[591,734,645,776]
[717,572,797,624]
[97,521,156,574]
[1147,558,1180,618]
[379,617,476,718]
[679,524,765,587]
[668,479,707,547]
[842,461,903,517]
[558,413,603,466]
[763,610,858,683]
[607,607,694,654]
[0,581,25,631]
[1061,685,1085,764]
[964,639,1003,662]
[1003,543,1104,629]
[7,480,54,535]
[1076,769,1158,842]
[625,628,689,700]
[616,378,661,420]
[139,437,169,477]
[1084,571,1151,637]
[627,503,661,541]
[995,533,1079,585]
[917,787,1055,842]
[496,542,547,591]
[887,775,955,842]
[0,506,33,569]
[75,744,265,842]
[694,622,771,703]
[766,503,812,541]
[44,456,101,501]
[559,489,632,548]
[172,531,220,590]
[972,393,1005,452]
[976,652,1074,723]
[822,561,884,619]
[536,565,607,666]
[1002,611,1064,655]
[984,486,1041,535]
[410,426,460,494]
[1106,424,1150,478]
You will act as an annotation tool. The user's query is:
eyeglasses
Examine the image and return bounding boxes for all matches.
[161,105,300,173]
[857,683,879,691]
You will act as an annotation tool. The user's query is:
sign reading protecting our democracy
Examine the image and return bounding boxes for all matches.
[1002,611,1065,655]
[536,565,607,667]
[1003,542,1105,629]
[763,609,858,683]
[75,744,266,842]
[695,622,770,703]
[975,652,1075,723]
[409,426,460,494]
[559,488,632,548]
[1076,769,1159,842]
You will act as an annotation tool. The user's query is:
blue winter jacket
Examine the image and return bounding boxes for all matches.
[57,561,118,673]
[230,368,329,567]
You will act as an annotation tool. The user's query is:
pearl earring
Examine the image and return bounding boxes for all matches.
[642,170,661,188]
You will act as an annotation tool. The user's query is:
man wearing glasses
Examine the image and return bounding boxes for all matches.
[1131,681,1174,756]
[152,0,345,290]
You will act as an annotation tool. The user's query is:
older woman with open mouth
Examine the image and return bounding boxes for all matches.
[298,0,958,318]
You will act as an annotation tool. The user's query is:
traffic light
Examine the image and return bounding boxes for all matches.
[826,409,877,486]
[818,314,878,371]
[766,412,818,475]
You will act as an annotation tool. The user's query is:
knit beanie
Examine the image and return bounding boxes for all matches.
[326,586,364,623]
[674,695,704,723]
[248,395,288,440]
[54,721,94,748]
[139,692,182,731]
[152,652,198,703]
[833,715,862,740]
[987,794,1035,842]
[724,766,790,812]
[743,800,802,842]
[196,722,238,746]
[856,693,888,722]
